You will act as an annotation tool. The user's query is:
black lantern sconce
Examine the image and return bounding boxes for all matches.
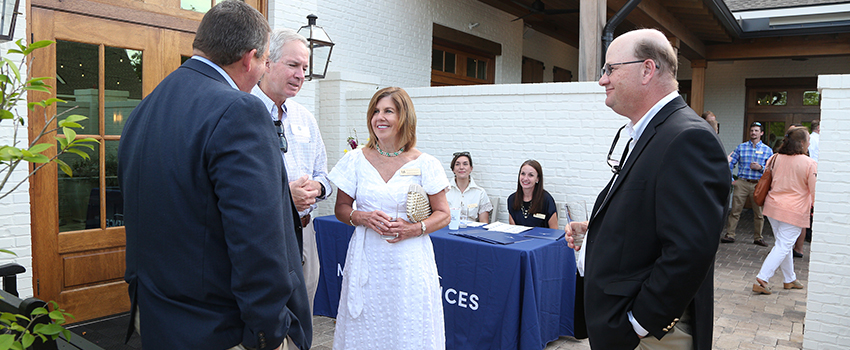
[0,0,20,42]
[297,14,334,80]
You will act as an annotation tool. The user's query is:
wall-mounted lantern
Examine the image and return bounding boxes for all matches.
[0,0,20,42]
[297,14,334,80]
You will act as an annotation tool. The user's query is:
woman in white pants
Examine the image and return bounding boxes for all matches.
[753,126,817,294]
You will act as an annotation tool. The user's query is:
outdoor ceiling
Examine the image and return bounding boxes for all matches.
[479,0,850,61]
[479,0,582,47]
[479,0,733,53]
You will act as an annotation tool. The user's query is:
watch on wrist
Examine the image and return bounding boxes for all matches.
[420,221,426,236]
[318,183,326,198]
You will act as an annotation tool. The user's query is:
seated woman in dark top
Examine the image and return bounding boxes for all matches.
[507,160,558,229]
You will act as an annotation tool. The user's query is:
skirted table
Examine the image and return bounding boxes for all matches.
[313,215,576,350]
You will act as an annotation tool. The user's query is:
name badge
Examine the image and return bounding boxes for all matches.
[292,124,310,137]
[400,168,421,176]
[533,213,546,219]
[467,203,478,209]
[755,151,763,154]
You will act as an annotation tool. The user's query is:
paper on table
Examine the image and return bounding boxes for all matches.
[465,221,486,227]
[484,222,532,234]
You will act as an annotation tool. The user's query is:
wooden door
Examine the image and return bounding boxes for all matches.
[521,56,544,83]
[745,77,820,149]
[28,8,194,322]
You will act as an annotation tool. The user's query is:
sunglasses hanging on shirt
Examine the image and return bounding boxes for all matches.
[274,120,288,153]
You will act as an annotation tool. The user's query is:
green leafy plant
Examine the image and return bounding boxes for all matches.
[0,39,99,201]
[1,39,94,348]
[0,261,74,350]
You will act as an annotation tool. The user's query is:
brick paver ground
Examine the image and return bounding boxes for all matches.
[311,209,809,349]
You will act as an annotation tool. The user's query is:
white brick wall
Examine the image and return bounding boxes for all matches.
[270,0,527,133]
[315,81,623,228]
[0,0,34,298]
[804,74,850,350]
[311,0,522,89]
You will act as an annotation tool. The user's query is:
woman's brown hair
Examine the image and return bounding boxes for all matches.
[365,87,417,152]
[512,160,545,215]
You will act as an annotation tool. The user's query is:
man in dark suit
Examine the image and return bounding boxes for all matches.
[118,1,311,349]
[566,29,730,349]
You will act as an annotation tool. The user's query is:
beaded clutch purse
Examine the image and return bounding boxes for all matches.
[406,184,432,223]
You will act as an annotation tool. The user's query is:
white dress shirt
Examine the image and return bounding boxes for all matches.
[251,85,332,217]
[808,131,819,162]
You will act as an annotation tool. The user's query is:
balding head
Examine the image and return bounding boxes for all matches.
[618,29,678,84]
[600,28,680,121]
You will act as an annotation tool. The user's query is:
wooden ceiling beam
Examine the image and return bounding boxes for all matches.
[525,18,580,47]
[660,0,706,9]
[608,0,706,59]
[478,0,580,47]
[706,34,850,60]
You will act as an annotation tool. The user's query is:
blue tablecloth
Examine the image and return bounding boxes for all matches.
[313,215,576,350]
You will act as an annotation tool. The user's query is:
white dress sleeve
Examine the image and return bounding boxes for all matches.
[419,153,450,195]
[328,149,360,199]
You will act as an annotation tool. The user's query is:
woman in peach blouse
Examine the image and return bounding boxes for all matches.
[753,126,817,295]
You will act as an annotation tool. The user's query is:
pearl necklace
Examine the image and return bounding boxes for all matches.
[376,144,404,157]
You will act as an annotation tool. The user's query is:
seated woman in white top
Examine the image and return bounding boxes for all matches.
[446,152,493,223]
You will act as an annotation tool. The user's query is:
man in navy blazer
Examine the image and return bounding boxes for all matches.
[567,29,730,349]
[118,1,311,349]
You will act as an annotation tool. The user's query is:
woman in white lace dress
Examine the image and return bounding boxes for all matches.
[328,87,451,350]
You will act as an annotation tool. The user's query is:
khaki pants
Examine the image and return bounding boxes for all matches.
[302,219,320,315]
[635,323,693,350]
[230,337,295,350]
[725,180,765,240]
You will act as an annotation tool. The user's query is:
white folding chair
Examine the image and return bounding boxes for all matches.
[489,196,500,223]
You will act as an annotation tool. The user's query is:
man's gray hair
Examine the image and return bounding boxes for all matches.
[269,28,310,63]
[633,33,678,80]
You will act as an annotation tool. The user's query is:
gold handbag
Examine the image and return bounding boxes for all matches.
[406,184,432,222]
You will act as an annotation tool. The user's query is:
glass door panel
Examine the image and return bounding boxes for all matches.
[104,47,142,136]
[764,121,786,151]
[55,40,100,137]
[57,142,99,232]
[104,140,122,228]
[56,40,101,233]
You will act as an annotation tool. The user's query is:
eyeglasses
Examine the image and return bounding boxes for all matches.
[274,120,288,153]
[751,122,762,127]
[600,60,646,76]
[606,124,633,174]
[453,151,470,157]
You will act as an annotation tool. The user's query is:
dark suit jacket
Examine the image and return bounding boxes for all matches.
[118,58,311,350]
[583,96,731,350]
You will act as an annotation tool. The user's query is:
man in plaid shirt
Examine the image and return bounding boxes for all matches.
[722,121,774,246]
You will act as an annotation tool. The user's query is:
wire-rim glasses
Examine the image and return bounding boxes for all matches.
[600,59,646,76]
[606,124,632,174]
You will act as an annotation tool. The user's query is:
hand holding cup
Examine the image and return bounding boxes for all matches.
[565,221,588,251]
